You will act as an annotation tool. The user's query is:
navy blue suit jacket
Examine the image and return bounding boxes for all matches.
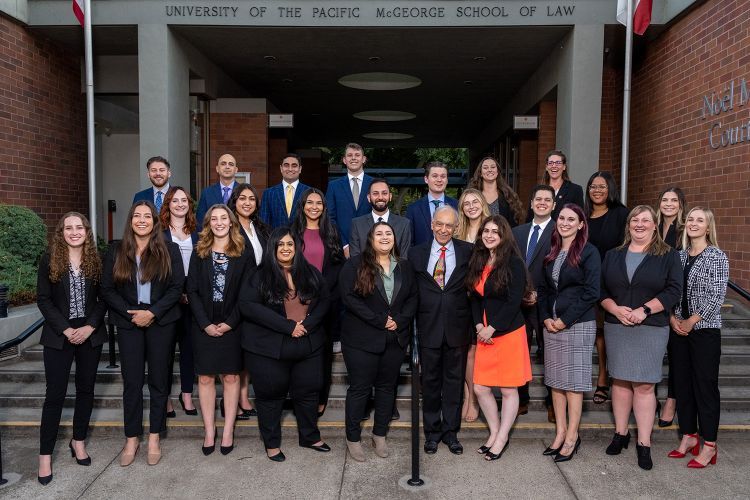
[132,187,162,205]
[259,182,310,229]
[405,195,459,246]
[325,174,372,246]
[197,183,233,229]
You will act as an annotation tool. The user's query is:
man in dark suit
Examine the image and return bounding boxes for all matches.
[325,143,372,256]
[196,153,238,228]
[259,153,310,229]
[406,162,459,246]
[132,156,172,212]
[512,184,556,420]
[349,178,412,258]
[408,205,473,455]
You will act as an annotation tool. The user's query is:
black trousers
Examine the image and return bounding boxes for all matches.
[343,333,404,442]
[40,334,102,455]
[671,328,721,442]
[117,322,176,437]
[319,298,340,406]
[662,328,677,399]
[169,303,194,394]
[246,339,323,449]
[421,342,467,442]
[519,305,551,406]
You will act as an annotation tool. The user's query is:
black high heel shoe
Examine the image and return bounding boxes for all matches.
[202,427,217,456]
[69,440,91,466]
[267,450,286,462]
[605,431,631,455]
[657,400,674,427]
[543,442,563,456]
[636,443,653,470]
[221,399,251,421]
[179,394,198,416]
[38,473,53,485]
[220,430,235,455]
[554,436,581,463]
[484,441,510,461]
[477,445,490,454]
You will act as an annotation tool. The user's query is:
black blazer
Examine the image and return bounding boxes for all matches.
[537,243,601,327]
[162,229,198,246]
[298,228,344,301]
[239,224,267,269]
[512,220,554,290]
[239,268,330,359]
[600,247,683,328]
[339,256,418,353]
[659,220,679,249]
[588,205,630,260]
[36,253,107,350]
[407,239,473,348]
[186,249,253,331]
[469,255,526,337]
[100,241,185,328]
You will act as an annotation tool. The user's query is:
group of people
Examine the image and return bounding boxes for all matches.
[35,145,729,485]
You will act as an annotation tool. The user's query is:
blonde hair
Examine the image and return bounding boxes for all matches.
[682,206,719,249]
[196,205,246,258]
[456,188,490,242]
[618,205,671,256]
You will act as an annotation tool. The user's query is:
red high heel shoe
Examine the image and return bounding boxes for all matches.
[667,433,699,458]
[687,442,717,468]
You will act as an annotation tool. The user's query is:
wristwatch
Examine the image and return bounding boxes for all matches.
[641,304,652,316]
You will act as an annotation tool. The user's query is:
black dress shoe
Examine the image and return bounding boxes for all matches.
[203,427,217,456]
[240,407,258,417]
[605,431,631,455]
[477,445,490,454]
[636,443,653,470]
[445,440,463,455]
[69,440,91,466]
[424,440,438,454]
[543,443,563,456]
[517,404,529,416]
[302,442,331,452]
[267,450,286,462]
[220,444,234,455]
[391,407,400,421]
[166,410,177,418]
[38,474,53,485]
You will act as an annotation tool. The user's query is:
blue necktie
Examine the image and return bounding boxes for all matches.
[154,191,163,213]
[526,225,540,264]
[222,186,231,204]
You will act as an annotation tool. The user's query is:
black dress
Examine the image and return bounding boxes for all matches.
[587,205,629,260]
[188,250,251,374]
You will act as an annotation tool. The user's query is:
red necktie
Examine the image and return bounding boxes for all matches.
[433,246,447,289]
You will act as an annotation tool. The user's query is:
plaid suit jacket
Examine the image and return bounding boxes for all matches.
[259,182,310,229]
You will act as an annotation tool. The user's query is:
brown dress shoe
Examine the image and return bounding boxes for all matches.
[147,447,162,466]
[517,404,529,417]
[120,444,139,467]
[547,406,556,424]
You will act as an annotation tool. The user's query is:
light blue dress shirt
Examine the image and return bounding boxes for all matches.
[427,239,456,285]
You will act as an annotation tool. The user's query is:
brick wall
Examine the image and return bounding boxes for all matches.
[619,0,750,289]
[517,137,538,206]
[599,64,623,173]
[207,113,268,193]
[0,14,87,229]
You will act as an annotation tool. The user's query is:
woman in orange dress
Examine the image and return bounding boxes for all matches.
[466,215,532,461]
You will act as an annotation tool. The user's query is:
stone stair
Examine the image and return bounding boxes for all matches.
[0,297,748,438]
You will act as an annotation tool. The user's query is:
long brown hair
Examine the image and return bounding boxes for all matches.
[468,156,525,224]
[354,221,400,296]
[49,211,101,283]
[196,205,245,258]
[465,215,522,293]
[618,205,671,256]
[160,186,197,236]
[113,201,172,284]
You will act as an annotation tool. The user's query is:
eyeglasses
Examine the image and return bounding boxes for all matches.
[546,161,564,166]
[588,184,608,191]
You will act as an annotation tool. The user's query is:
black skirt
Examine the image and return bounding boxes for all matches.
[192,302,242,375]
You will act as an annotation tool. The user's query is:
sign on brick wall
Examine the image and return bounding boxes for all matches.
[702,78,750,149]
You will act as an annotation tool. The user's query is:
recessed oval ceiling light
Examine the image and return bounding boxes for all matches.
[354,110,416,122]
[282,78,293,85]
[463,80,474,86]
[473,56,486,62]
[369,56,381,62]
[263,55,277,62]
[362,132,414,140]
[339,73,422,91]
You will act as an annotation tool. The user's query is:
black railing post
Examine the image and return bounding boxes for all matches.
[106,320,118,368]
[0,429,7,485]
[407,321,424,487]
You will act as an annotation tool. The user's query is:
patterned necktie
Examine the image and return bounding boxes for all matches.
[431,199,441,214]
[351,177,360,209]
[433,246,447,289]
[526,224,540,264]
[222,186,231,204]
[285,184,294,216]
[154,191,163,213]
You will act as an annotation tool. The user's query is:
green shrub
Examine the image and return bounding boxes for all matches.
[0,204,47,304]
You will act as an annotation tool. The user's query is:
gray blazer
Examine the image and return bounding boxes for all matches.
[349,212,412,258]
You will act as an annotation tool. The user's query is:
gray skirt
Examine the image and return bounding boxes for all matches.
[604,322,668,383]
[544,320,596,392]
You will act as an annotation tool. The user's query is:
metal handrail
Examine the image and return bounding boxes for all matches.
[407,320,424,487]
[0,316,44,353]
[728,280,750,303]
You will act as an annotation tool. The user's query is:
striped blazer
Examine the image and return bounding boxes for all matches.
[674,246,729,329]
